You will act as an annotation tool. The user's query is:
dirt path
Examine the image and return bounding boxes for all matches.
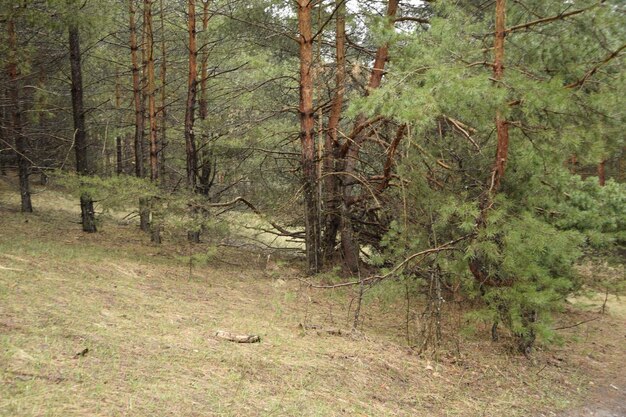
[561,386,626,417]
[556,310,626,417]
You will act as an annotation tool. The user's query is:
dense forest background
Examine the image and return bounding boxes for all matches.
[1,0,624,354]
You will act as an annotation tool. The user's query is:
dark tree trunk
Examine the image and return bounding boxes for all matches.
[139,197,150,232]
[297,0,321,274]
[321,0,346,263]
[7,19,32,213]
[185,0,198,190]
[69,25,96,232]
[197,1,214,198]
[151,223,162,244]
[116,136,123,174]
[188,230,200,243]
[198,149,215,196]
[199,0,210,121]
[68,29,87,174]
[80,194,97,233]
[0,90,6,176]
[145,0,159,182]
[129,0,145,178]
[184,0,202,243]
[159,0,168,180]
[144,0,161,243]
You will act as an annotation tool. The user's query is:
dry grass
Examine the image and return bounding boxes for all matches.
[1,176,624,416]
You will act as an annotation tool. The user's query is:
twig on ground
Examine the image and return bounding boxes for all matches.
[553,317,600,331]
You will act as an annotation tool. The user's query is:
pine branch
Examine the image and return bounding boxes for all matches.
[394,16,429,24]
[566,43,626,89]
[503,2,604,35]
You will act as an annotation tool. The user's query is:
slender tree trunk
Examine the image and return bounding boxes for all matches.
[134,0,152,233]
[116,136,123,174]
[197,0,214,196]
[184,0,201,243]
[199,0,210,121]
[492,0,508,191]
[321,0,346,262]
[144,0,165,243]
[139,197,150,231]
[469,0,508,286]
[114,64,123,175]
[159,0,167,180]
[69,25,96,233]
[7,19,32,213]
[129,0,145,178]
[297,0,321,274]
[185,0,198,190]
[598,159,606,186]
[339,0,399,272]
[145,0,158,182]
[0,90,5,176]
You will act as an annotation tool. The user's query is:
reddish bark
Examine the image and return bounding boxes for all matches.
[159,0,167,179]
[145,0,158,181]
[297,0,321,274]
[365,0,399,93]
[598,159,606,186]
[199,0,210,120]
[378,124,407,192]
[492,0,508,191]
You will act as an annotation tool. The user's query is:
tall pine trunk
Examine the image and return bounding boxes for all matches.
[144,0,162,243]
[492,0,509,190]
[197,0,214,197]
[159,0,167,180]
[145,0,158,182]
[185,0,198,191]
[7,18,32,213]
[321,0,346,263]
[129,0,145,178]
[130,0,150,233]
[185,0,201,243]
[199,0,210,121]
[297,0,321,274]
[69,25,96,233]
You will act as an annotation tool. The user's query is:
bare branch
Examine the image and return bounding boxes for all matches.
[301,234,474,289]
[566,43,626,89]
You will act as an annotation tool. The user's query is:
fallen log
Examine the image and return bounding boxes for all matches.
[214,330,260,343]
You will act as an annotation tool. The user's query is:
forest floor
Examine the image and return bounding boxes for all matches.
[0,175,625,417]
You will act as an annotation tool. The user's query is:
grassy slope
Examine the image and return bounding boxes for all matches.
[1,177,624,417]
